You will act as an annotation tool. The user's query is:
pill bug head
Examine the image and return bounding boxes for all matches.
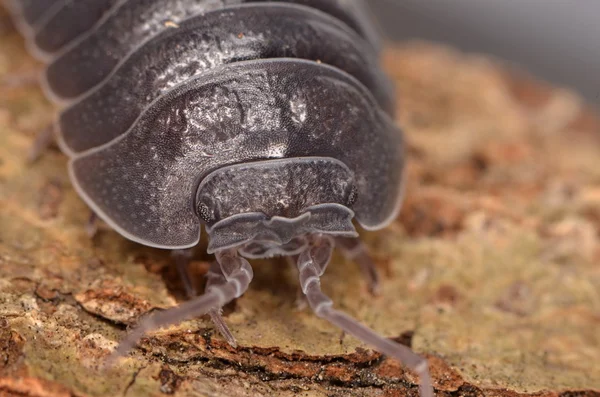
[195,157,360,258]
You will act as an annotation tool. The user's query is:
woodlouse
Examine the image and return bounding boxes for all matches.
[4,1,433,395]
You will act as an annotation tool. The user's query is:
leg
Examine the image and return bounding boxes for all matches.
[285,255,307,310]
[172,249,197,298]
[2,71,39,90]
[203,261,238,347]
[335,237,381,295]
[173,250,236,346]
[108,249,253,364]
[297,236,433,397]
[28,124,55,163]
[86,211,99,239]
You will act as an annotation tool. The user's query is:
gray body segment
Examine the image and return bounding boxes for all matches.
[5,0,404,249]
[58,4,394,154]
[35,0,381,100]
[4,0,53,25]
[70,59,402,248]
[46,0,228,99]
[196,157,357,226]
[32,0,120,58]
[199,158,359,255]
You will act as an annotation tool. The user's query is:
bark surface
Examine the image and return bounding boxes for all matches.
[0,7,599,397]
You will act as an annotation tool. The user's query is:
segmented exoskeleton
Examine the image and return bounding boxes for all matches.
[4,1,433,395]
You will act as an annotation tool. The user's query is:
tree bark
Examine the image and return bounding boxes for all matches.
[0,7,599,397]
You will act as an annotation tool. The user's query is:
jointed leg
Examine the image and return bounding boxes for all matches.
[86,211,98,238]
[297,236,433,397]
[172,250,237,347]
[172,249,197,299]
[285,255,308,310]
[335,237,381,295]
[204,261,238,347]
[108,249,253,363]
[28,124,55,163]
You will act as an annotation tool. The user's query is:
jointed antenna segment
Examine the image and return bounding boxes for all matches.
[108,249,252,363]
[297,236,433,397]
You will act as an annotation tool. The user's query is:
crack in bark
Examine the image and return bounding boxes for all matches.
[122,365,146,397]
[133,332,421,392]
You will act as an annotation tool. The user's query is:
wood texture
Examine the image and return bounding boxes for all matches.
[0,7,599,397]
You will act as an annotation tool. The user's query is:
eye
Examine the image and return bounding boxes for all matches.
[345,185,358,207]
[198,202,214,224]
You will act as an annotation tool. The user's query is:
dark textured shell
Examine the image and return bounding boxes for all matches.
[57,4,394,154]
[6,0,404,249]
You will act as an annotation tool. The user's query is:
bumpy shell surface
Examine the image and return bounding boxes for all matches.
[6,0,404,249]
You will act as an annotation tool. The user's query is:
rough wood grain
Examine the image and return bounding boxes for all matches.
[0,7,599,397]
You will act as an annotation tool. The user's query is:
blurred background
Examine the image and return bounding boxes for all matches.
[369,0,599,104]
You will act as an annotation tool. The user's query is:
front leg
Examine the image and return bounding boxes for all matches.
[335,237,381,295]
[172,249,238,347]
[297,235,433,397]
[109,249,253,363]
[204,261,238,347]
